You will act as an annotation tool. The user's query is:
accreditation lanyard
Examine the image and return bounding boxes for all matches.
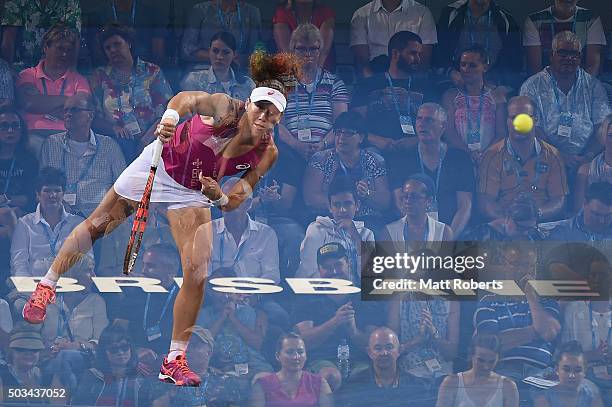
[217,0,245,51]
[465,89,485,137]
[61,135,99,189]
[417,144,445,197]
[334,223,359,281]
[403,220,429,250]
[385,72,412,119]
[2,158,15,194]
[112,0,137,25]
[589,301,612,350]
[506,139,542,192]
[295,69,321,125]
[337,152,362,180]
[143,285,177,330]
[115,80,136,114]
[550,69,578,115]
[550,8,577,39]
[467,7,492,52]
[41,78,67,96]
[56,295,73,339]
[42,219,62,258]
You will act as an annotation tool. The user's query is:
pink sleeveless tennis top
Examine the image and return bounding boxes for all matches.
[161,108,270,191]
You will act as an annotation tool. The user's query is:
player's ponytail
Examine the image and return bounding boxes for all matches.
[249,50,302,97]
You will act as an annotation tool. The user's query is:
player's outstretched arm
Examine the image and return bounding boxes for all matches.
[166,91,239,121]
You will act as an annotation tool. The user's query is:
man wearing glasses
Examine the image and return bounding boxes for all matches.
[39,94,126,217]
[520,31,610,179]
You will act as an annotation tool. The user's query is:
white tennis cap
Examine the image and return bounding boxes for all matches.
[250,87,287,113]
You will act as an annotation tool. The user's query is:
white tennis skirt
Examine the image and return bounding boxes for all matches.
[114,140,212,210]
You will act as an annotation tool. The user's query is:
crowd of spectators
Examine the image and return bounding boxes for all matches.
[0,0,611,406]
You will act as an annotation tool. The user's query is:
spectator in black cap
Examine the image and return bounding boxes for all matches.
[293,242,378,391]
[303,111,390,230]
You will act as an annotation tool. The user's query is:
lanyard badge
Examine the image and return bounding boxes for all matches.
[557,113,573,138]
[385,73,415,136]
[399,115,416,136]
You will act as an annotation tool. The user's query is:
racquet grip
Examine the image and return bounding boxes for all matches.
[151,138,163,168]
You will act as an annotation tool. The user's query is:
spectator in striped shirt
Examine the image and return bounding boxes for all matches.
[276,23,349,179]
[40,94,126,217]
[474,243,561,383]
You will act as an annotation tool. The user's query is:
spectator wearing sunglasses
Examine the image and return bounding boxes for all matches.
[0,107,37,297]
[520,31,610,180]
[40,94,126,217]
[72,324,155,407]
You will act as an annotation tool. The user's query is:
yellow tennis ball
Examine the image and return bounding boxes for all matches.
[513,113,534,134]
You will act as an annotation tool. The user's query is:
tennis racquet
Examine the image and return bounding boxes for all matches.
[123,139,164,275]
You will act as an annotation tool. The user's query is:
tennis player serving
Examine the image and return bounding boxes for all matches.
[22,51,301,386]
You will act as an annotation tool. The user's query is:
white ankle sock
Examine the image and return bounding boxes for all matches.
[40,268,60,288]
[168,341,189,361]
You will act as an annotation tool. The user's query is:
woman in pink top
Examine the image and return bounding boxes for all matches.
[251,332,333,407]
[22,51,301,388]
[16,23,91,153]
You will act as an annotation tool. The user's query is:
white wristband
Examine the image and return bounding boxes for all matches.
[161,108,180,125]
[211,193,229,207]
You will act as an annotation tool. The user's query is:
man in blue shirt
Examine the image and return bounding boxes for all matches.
[547,181,612,241]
